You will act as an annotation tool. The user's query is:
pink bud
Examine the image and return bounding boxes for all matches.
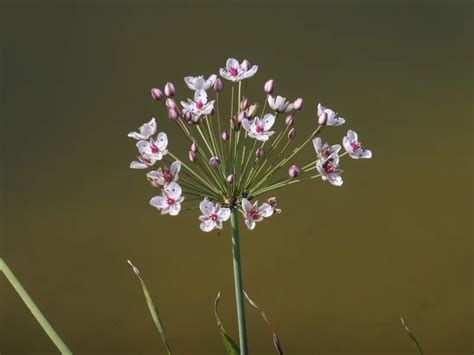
[165,98,176,110]
[210,156,220,167]
[151,88,163,101]
[184,111,192,122]
[256,148,265,158]
[241,59,251,71]
[293,98,304,111]
[285,115,294,126]
[164,82,175,97]
[240,97,249,111]
[221,130,229,141]
[288,165,300,178]
[264,79,275,94]
[214,78,224,92]
[226,174,235,183]
[318,112,328,126]
[288,128,296,140]
[168,108,178,121]
[189,151,197,162]
[237,111,246,123]
[191,142,198,153]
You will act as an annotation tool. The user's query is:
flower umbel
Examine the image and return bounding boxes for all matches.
[128,57,372,230]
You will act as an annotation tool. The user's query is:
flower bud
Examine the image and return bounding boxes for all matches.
[293,98,304,111]
[168,108,178,121]
[164,82,175,97]
[241,59,251,71]
[318,112,328,126]
[210,156,220,167]
[288,128,296,140]
[214,78,224,92]
[238,111,246,123]
[226,174,235,183]
[230,117,240,131]
[256,148,265,158]
[151,88,163,101]
[165,98,176,110]
[240,97,249,111]
[264,79,275,94]
[191,142,198,153]
[184,111,192,122]
[188,151,197,162]
[247,103,258,118]
[288,165,300,178]
[221,130,230,141]
[285,115,294,126]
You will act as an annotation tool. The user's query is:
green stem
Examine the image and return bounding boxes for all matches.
[230,211,248,355]
[0,258,72,354]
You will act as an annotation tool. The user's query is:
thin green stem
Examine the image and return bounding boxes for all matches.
[0,258,72,354]
[230,211,248,355]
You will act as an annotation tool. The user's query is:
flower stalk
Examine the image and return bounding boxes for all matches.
[230,210,249,354]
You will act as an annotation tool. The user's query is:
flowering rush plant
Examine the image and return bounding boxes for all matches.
[127,58,372,354]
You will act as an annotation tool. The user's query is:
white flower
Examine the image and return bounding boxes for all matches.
[127,118,157,140]
[181,89,215,118]
[268,95,294,113]
[312,137,341,160]
[241,114,275,141]
[149,182,184,216]
[241,198,274,230]
[317,103,346,126]
[184,75,217,91]
[316,153,343,187]
[198,199,231,232]
[136,132,168,162]
[130,154,158,169]
[342,130,372,159]
[219,58,258,82]
[147,160,181,187]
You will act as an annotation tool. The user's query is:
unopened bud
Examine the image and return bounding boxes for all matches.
[221,130,230,141]
[247,103,258,118]
[256,148,265,158]
[189,151,197,162]
[164,82,175,97]
[214,78,224,92]
[264,79,275,94]
[210,156,220,167]
[168,108,178,121]
[288,165,300,178]
[184,111,192,122]
[240,97,249,111]
[288,128,296,140]
[293,98,304,111]
[226,174,235,183]
[230,117,240,131]
[151,88,163,101]
[318,112,328,126]
[241,59,252,71]
[238,111,246,123]
[285,115,294,126]
[191,142,198,153]
[165,98,176,110]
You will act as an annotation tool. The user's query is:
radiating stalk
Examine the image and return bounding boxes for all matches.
[230,210,248,355]
[0,258,72,354]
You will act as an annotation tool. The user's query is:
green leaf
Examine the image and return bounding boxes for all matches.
[214,292,240,355]
[128,260,172,355]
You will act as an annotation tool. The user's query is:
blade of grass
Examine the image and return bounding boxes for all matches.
[127,260,172,355]
[0,258,72,354]
[214,292,240,355]
[400,317,424,355]
[244,291,283,355]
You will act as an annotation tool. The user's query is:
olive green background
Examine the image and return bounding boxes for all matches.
[0,1,472,354]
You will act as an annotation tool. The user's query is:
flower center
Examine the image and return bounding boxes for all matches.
[167,197,175,205]
[230,67,239,77]
[249,209,260,220]
[163,171,173,182]
[210,213,218,221]
[324,161,335,174]
[322,146,332,158]
[256,125,265,134]
[351,142,361,151]
[151,142,160,154]
[196,100,204,109]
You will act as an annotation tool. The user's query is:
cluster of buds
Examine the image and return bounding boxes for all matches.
[128,58,372,232]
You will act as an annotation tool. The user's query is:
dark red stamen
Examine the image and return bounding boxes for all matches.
[230,67,238,77]
[167,197,175,205]
[210,213,218,221]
